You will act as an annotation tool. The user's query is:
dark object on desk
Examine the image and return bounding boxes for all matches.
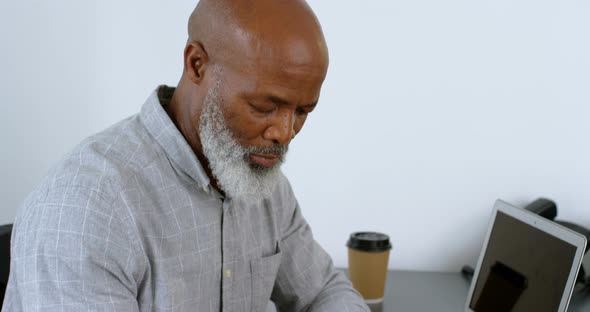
[523,198,590,286]
[0,224,12,307]
[524,198,557,220]
[461,265,474,280]
[472,261,527,312]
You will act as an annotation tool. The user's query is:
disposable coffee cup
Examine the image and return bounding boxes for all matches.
[347,232,392,304]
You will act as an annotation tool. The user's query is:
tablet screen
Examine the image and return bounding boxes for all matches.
[469,211,577,312]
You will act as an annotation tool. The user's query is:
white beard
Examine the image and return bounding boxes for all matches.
[198,70,286,200]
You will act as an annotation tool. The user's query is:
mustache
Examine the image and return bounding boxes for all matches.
[245,144,289,157]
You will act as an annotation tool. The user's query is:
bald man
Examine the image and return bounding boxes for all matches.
[2,1,369,311]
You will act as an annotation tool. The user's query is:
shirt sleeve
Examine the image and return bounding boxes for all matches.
[271,180,370,312]
[2,185,145,312]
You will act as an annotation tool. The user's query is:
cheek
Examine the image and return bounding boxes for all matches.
[224,109,269,141]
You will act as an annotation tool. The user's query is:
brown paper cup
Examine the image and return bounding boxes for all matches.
[347,232,392,303]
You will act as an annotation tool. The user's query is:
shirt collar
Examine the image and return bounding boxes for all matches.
[139,85,211,190]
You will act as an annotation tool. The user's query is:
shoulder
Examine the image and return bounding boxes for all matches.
[42,114,162,201]
[15,114,164,240]
[11,117,155,265]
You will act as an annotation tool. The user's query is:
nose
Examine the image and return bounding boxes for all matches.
[263,109,295,145]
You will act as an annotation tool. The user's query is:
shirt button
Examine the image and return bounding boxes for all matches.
[225,269,232,278]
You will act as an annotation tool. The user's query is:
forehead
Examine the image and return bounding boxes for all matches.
[219,30,328,101]
[225,62,325,104]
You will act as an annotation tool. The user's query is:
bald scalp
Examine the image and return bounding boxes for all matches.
[186,0,328,71]
[187,0,233,65]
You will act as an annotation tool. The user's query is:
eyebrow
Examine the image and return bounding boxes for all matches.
[267,95,318,108]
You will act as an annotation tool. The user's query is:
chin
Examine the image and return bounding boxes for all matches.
[248,162,280,173]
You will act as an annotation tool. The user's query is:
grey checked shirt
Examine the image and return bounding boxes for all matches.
[3,86,368,312]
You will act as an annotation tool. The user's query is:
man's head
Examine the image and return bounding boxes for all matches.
[168,0,329,199]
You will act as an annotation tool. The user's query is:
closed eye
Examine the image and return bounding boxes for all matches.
[296,108,309,116]
[249,101,276,114]
[297,103,316,116]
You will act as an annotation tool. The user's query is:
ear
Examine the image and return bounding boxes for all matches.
[184,41,209,85]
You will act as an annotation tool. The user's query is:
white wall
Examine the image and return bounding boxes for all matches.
[1,0,588,272]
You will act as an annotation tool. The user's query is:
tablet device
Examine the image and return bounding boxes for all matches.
[465,199,587,312]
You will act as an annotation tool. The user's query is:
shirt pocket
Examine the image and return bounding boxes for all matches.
[250,245,282,312]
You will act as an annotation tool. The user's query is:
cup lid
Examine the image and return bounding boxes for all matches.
[347,232,392,252]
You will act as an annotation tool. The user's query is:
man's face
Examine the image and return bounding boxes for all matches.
[198,60,326,199]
